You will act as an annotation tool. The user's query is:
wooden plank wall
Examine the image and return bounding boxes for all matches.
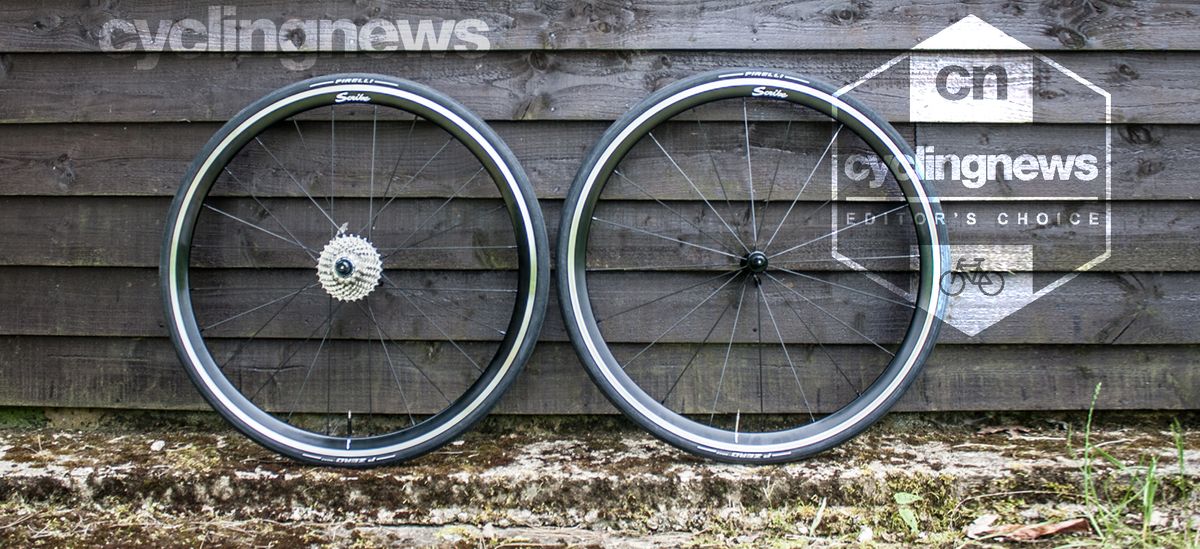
[0,1,1196,413]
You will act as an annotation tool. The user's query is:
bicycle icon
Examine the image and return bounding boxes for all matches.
[940,257,1006,296]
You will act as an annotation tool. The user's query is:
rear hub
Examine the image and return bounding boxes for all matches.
[317,233,382,302]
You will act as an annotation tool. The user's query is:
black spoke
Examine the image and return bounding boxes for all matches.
[743,98,758,247]
[285,306,337,420]
[649,132,750,253]
[353,300,451,405]
[755,276,764,413]
[382,285,516,294]
[367,136,455,231]
[660,297,736,405]
[385,167,486,253]
[587,261,737,272]
[216,282,312,370]
[365,301,418,426]
[757,281,817,420]
[329,106,336,224]
[709,277,749,424]
[773,253,917,268]
[766,273,895,357]
[762,123,843,251]
[221,168,318,261]
[383,275,484,374]
[759,118,794,221]
[202,204,316,256]
[363,116,422,237]
[768,277,862,397]
[774,267,915,308]
[244,301,346,402]
[368,105,378,239]
[292,120,308,150]
[202,282,318,332]
[768,203,907,260]
[597,270,738,325]
[325,297,332,433]
[378,117,419,204]
[381,284,508,337]
[384,245,517,252]
[384,204,508,259]
[621,272,743,369]
[255,136,340,231]
[797,197,834,226]
[695,118,733,208]
[613,169,742,254]
[592,216,741,259]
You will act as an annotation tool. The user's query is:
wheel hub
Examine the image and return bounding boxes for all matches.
[317,233,382,302]
[744,250,769,273]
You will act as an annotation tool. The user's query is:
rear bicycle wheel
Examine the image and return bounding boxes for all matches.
[162,74,548,466]
[557,69,949,463]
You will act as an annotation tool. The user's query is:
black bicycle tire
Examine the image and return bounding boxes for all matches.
[557,68,950,464]
[162,74,549,466]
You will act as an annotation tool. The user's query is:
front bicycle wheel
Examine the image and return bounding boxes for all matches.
[558,69,949,463]
[162,74,548,466]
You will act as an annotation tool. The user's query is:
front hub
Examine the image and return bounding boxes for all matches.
[744,250,769,274]
[317,234,382,302]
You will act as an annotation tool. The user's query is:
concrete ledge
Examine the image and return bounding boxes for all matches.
[0,414,1197,546]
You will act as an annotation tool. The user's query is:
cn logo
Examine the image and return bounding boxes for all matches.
[834,15,1112,336]
[911,53,1032,123]
[936,64,1008,101]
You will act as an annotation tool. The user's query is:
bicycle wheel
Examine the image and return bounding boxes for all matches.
[557,69,949,463]
[162,74,548,466]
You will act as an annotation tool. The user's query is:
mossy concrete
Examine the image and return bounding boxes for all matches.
[0,411,1196,547]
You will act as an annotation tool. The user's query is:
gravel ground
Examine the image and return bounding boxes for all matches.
[0,410,1197,547]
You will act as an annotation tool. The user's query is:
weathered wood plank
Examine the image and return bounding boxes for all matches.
[0,1,1192,420]
[1,1,1197,52]
[0,336,1193,412]
[0,196,1193,272]
[0,121,578,197]
[0,266,1193,344]
[5,122,1191,200]
[0,52,1187,123]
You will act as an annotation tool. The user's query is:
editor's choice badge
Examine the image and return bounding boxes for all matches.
[833,15,1111,336]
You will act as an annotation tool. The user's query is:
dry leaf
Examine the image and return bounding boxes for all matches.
[978,425,1032,436]
[965,514,1000,539]
[1006,518,1091,540]
[972,517,1092,541]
